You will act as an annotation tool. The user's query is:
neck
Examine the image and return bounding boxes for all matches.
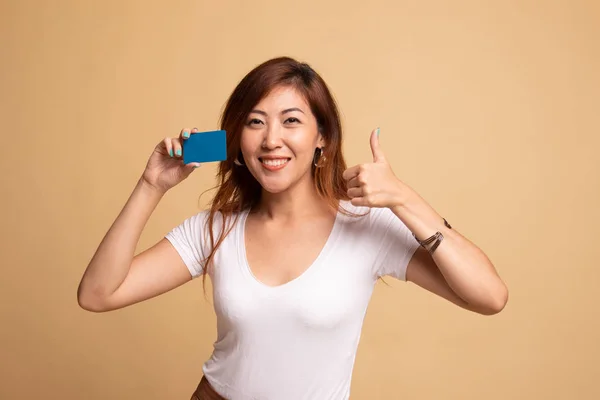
[255,177,333,220]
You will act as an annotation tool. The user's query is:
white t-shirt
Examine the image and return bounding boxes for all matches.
[165,200,420,400]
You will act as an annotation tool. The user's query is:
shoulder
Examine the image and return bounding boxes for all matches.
[165,208,244,258]
[337,200,370,221]
[169,208,244,236]
[336,201,415,252]
[171,209,211,232]
[337,200,396,228]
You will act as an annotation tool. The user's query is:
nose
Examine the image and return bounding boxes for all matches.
[262,124,283,150]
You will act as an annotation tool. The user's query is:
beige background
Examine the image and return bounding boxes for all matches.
[1,0,598,399]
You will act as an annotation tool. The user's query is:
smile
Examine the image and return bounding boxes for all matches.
[259,157,291,171]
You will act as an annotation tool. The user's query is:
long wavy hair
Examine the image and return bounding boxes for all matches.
[200,57,354,289]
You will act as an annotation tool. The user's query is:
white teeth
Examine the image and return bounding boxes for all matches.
[262,159,289,167]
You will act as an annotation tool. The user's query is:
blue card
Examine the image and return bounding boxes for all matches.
[182,130,227,164]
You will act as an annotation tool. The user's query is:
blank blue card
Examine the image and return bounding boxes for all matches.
[182,130,227,164]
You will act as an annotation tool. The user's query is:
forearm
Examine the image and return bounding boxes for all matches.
[78,178,166,301]
[390,188,507,310]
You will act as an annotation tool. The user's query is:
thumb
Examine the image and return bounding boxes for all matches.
[370,127,385,162]
[184,162,202,172]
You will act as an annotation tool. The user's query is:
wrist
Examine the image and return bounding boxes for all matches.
[389,191,448,240]
[388,179,412,210]
[388,181,420,213]
[137,177,167,199]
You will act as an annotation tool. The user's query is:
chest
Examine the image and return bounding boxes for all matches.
[243,216,334,287]
[208,213,378,332]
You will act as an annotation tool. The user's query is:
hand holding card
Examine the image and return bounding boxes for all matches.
[141,127,226,194]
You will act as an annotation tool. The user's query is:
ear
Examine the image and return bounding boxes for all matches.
[317,131,326,149]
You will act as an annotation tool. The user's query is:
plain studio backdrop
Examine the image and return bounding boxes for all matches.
[1,1,598,399]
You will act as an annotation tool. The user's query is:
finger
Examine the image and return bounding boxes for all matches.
[347,187,363,198]
[370,127,386,163]
[350,197,368,207]
[178,162,201,180]
[172,138,183,158]
[347,177,361,188]
[342,165,361,181]
[183,127,198,141]
[184,162,202,170]
[163,137,174,158]
[180,128,192,140]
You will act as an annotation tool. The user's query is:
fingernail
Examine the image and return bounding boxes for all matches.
[176,149,182,156]
[377,127,380,137]
[169,149,174,157]
[183,131,189,138]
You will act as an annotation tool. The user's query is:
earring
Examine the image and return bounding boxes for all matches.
[313,147,326,167]
[234,151,245,166]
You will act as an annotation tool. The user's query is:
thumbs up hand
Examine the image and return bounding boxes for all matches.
[342,128,406,208]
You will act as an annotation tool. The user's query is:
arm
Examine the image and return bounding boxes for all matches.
[77,178,192,312]
[392,192,508,315]
[77,129,202,312]
[343,128,508,315]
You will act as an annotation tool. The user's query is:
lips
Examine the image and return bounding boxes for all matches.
[259,157,291,171]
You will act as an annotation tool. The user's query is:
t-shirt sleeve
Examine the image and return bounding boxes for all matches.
[370,207,421,281]
[164,211,209,279]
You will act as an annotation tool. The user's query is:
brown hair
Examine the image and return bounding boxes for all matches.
[200,57,355,290]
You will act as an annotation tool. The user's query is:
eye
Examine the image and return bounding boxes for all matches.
[285,117,301,124]
[248,118,264,126]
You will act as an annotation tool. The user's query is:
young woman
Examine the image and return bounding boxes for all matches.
[77,57,508,400]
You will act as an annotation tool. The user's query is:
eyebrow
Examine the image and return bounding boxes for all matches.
[249,107,305,116]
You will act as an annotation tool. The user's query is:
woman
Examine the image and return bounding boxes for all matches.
[77,57,508,400]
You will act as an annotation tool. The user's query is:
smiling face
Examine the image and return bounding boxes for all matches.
[239,85,325,194]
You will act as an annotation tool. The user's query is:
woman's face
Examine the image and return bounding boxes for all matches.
[240,85,324,194]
